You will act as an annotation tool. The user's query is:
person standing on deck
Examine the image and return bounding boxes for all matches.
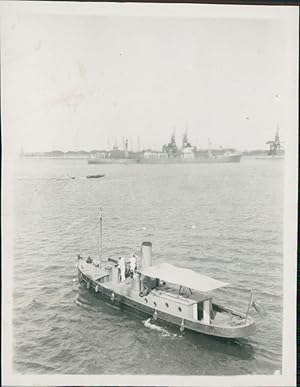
[118,257,126,282]
[129,254,137,277]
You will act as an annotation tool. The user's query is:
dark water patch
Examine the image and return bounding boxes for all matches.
[22,297,46,311]
[48,348,77,364]
[14,360,56,373]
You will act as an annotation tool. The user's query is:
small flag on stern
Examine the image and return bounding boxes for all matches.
[251,299,266,317]
[251,292,266,317]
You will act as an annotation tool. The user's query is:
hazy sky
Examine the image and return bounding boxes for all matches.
[2,4,298,152]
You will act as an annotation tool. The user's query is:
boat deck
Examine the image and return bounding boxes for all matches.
[78,260,110,281]
[151,288,209,305]
[212,310,244,327]
[102,276,210,305]
[102,278,243,327]
[80,259,212,305]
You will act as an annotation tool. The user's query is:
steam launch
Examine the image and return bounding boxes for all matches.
[77,209,257,338]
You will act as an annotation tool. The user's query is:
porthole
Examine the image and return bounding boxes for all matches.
[145,298,148,303]
[153,302,157,307]
[178,307,182,312]
[165,303,169,308]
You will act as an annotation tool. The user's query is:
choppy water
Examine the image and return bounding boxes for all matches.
[13,158,283,375]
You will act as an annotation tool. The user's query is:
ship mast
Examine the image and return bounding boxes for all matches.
[208,138,212,157]
[99,207,103,265]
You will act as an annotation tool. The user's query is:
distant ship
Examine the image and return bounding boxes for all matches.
[88,134,242,164]
[243,129,285,160]
[265,129,285,158]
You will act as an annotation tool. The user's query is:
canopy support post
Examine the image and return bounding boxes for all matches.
[177,286,182,297]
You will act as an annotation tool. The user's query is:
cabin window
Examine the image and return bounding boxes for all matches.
[197,302,204,320]
[145,298,148,303]
[153,302,157,307]
[165,303,169,308]
[178,307,182,312]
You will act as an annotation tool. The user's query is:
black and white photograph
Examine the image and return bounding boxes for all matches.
[1,2,298,386]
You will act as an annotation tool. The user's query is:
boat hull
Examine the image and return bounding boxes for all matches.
[78,270,256,339]
[137,154,241,164]
[86,174,105,178]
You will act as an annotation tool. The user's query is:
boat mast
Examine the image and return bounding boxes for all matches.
[99,207,103,265]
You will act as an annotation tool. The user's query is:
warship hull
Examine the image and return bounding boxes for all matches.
[243,155,284,160]
[88,158,138,164]
[87,154,242,164]
[138,154,241,164]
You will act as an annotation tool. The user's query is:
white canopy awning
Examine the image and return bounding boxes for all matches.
[140,263,228,293]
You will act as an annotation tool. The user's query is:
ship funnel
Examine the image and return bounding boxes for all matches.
[141,241,152,269]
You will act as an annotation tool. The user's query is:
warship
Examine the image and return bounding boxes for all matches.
[265,129,285,158]
[243,129,285,159]
[88,134,242,164]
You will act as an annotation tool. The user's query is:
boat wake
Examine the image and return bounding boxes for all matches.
[143,318,178,337]
[74,296,98,313]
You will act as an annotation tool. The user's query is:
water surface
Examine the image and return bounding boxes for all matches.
[13,158,283,375]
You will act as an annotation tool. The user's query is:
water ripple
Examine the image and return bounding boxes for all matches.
[13,158,284,375]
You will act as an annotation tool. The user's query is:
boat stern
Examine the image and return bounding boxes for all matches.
[210,315,256,338]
